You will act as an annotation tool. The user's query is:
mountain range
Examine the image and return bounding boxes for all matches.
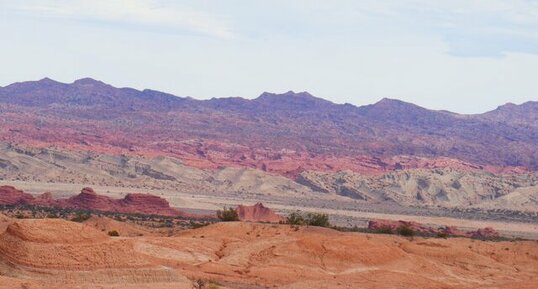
[1,78,537,212]
[0,77,536,177]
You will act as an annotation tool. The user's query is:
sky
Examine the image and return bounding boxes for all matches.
[1,0,537,113]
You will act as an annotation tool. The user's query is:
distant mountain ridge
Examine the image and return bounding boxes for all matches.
[479,101,538,129]
[0,77,185,110]
[0,77,536,173]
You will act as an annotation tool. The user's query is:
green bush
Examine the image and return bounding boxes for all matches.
[436,232,448,239]
[189,220,209,229]
[108,230,120,237]
[305,213,330,227]
[217,207,239,222]
[397,226,415,237]
[287,211,330,228]
[373,227,394,234]
[287,211,305,225]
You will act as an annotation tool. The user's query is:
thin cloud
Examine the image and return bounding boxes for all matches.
[419,1,538,56]
[346,0,538,57]
[5,0,234,39]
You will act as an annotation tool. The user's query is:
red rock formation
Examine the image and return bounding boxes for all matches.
[60,188,194,217]
[60,187,117,211]
[471,227,500,239]
[0,186,35,205]
[0,185,194,218]
[368,219,501,238]
[235,203,285,223]
[439,226,468,237]
[118,193,183,216]
[33,192,55,206]
[367,219,437,234]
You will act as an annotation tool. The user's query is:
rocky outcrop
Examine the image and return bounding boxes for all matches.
[61,187,117,211]
[0,185,192,217]
[438,226,468,237]
[61,188,193,217]
[118,193,182,216]
[33,192,55,206]
[0,186,35,205]
[368,219,501,238]
[471,227,500,239]
[235,203,285,223]
[367,219,437,234]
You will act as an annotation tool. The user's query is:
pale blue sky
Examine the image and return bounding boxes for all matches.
[1,0,537,113]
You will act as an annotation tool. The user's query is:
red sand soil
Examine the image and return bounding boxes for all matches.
[0,217,536,289]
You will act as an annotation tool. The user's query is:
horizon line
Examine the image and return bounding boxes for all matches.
[1,76,536,116]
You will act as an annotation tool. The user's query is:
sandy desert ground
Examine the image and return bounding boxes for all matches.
[0,215,537,289]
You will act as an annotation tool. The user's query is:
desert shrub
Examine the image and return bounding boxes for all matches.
[113,215,124,222]
[217,207,239,222]
[397,226,415,237]
[287,211,331,227]
[287,211,305,225]
[373,227,394,234]
[163,219,174,228]
[70,213,91,223]
[436,232,448,239]
[108,230,120,237]
[189,220,209,229]
[305,213,330,227]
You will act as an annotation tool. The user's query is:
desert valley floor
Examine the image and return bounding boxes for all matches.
[3,180,537,240]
